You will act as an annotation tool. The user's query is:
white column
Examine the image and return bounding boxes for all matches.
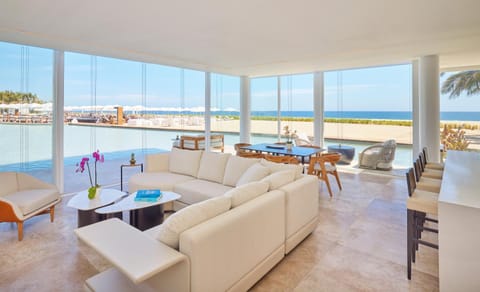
[313,71,324,147]
[204,72,211,151]
[419,55,441,162]
[412,60,421,160]
[277,77,282,141]
[240,76,251,143]
[53,50,64,193]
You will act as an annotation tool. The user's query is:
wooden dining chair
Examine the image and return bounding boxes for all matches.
[237,152,264,159]
[263,154,299,164]
[234,143,252,155]
[307,152,342,197]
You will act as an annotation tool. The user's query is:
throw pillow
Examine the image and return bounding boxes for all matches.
[156,196,232,249]
[224,181,269,207]
[168,148,203,177]
[261,169,296,190]
[197,152,231,183]
[236,163,270,187]
[222,155,261,187]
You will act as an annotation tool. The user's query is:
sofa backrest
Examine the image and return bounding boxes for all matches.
[222,155,261,187]
[155,195,232,249]
[168,148,203,177]
[197,151,231,184]
[260,159,304,180]
[0,172,18,197]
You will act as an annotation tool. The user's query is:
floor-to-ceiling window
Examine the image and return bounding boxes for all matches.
[280,74,314,142]
[0,42,54,182]
[324,64,413,167]
[440,70,480,154]
[211,73,240,151]
[250,77,279,143]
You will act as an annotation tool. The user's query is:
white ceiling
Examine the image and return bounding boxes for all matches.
[1,0,480,77]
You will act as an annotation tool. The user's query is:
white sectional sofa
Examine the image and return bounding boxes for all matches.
[75,148,319,292]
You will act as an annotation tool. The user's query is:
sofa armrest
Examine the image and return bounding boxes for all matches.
[145,153,170,172]
[75,218,187,284]
[280,175,319,239]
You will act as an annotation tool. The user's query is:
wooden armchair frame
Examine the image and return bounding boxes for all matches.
[307,153,342,197]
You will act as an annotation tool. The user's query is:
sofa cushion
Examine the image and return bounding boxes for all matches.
[236,163,270,187]
[168,148,203,177]
[222,156,261,187]
[156,196,232,249]
[3,189,59,216]
[128,172,195,193]
[224,181,269,208]
[0,172,18,197]
[197,152,231,184]
[260,159,303,180]
[261,169,296,190]
[174,179,233,205]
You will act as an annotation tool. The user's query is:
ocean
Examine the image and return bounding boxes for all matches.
[134,110,480,121]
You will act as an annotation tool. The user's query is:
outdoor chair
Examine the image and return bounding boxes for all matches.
[358,139,397,170]
[0,172,60,240]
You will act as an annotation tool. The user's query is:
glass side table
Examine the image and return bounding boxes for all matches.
[120,163,143,192]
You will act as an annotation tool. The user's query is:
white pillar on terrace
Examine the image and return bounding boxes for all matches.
[277,76,282,141]
[419,55,441,162]
[240,76,251,143]
[313,71,324,147]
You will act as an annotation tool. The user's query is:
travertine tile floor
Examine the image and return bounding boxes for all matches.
[0,171,439,291]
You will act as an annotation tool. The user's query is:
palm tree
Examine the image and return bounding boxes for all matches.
[441,70,480,98]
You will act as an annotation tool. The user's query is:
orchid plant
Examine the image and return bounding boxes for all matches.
[76,150,104,199]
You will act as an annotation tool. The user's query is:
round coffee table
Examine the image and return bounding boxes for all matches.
[67,189,125,227]
[327,144,355,165]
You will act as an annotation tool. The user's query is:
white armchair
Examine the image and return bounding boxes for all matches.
[358,139,397,170]
[0,172,60,240]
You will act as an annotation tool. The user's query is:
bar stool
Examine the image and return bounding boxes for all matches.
[413,159,442,193]
[418,154,443,180]
[406,168,439,280]
[422,147,444,170]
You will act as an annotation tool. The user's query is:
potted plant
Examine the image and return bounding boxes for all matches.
[76,150,105,199]
[130,153,136,165]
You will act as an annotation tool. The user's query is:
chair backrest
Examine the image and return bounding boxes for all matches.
[422,147,429,163]
[237,152,264,159]
[263,154,299,164]
[418,153,426,171]
[234,143,251,155]
[382,139,397,161]
[294,137,312,146]
[307,156,326,178]
[321,152,341,165]
[413,159,422,182]
[0,172,18,197]
[405,168,416,197]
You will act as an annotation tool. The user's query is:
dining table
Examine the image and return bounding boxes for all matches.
[240,143,324,165]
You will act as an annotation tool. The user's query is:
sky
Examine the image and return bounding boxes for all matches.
[1,41,480,112]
